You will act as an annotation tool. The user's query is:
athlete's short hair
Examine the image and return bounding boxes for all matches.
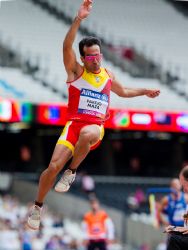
[181,165,188,181]
[79,37,101,57]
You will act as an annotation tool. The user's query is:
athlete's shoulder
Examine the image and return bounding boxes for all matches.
[100,210,109,218]
[103,68,114,80]
[84,211,92,219]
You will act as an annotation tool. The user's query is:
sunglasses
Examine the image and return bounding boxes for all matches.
[84,54,103,62]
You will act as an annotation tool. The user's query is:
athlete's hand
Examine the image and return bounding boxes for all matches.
[77,0,93,20]
[145,89,160,98]
[164,225,176,233]
[174,226,188,235]
[164,226,188,234]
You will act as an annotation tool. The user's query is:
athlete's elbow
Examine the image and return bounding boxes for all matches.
[118,92,129,98]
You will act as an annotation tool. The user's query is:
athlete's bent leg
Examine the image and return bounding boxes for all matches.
[54,125,101,193]
[69,124,101,171]
[28,144,72,230]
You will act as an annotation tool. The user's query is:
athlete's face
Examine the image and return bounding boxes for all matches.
[170,178,182,192]
[90,200,100,212]
[81,45,102,73]
[180,174,188,193]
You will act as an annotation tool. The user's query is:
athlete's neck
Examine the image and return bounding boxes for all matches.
[91,69,101,74]
[85,67,101,74]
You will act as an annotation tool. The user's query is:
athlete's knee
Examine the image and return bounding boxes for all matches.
[48,160,61,176]
[80,129,100,145]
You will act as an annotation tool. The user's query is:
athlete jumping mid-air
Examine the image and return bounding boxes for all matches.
[27,0,160,230]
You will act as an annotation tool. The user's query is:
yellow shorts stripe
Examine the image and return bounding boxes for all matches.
[91,124,105,147]
[99,125,105,140]
[60,121,72,140]
[57,139,74,155]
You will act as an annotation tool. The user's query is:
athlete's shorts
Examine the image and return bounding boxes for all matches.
[57,121,105,155]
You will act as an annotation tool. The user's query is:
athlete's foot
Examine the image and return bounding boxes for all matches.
[27,205,42,230]
[54,169,76,193]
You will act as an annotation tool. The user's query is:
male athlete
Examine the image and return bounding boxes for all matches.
[164,166,188,250]
[158,178,188,227]
[27,0,160,230]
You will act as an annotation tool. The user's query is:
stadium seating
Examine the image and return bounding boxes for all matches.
[50,0,188,82]
[71,176,170,214]
[42,0,188,100]
[0,0,188,110]
[0,67,63,103]
[0,194,85,250]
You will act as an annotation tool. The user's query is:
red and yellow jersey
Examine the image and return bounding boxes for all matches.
[66,67,112,124]
[83,210,109,240]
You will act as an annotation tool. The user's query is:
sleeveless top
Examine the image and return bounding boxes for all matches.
[66,67,112,124]
[165,192,187,226]
[84,210,108,240]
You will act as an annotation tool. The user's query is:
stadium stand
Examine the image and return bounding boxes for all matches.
[0,67,63,103]
[0,0,188,110]
[37,0,188,99]
[71,175,170,214]
[47,0,188,79]
[0,194,84,250]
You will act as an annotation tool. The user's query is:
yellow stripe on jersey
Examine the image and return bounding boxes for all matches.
[82,68,109,88]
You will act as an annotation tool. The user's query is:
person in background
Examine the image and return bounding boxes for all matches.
[82,198,114,250]
[127,156,142,176]
[81,171,95,196]
[164,166,188,250]
[158,178,188,227]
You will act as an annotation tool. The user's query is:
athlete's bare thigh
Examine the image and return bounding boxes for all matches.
[50,144,72,170]
[79,124,101,144]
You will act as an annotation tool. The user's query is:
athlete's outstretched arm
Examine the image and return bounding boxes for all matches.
[63,0,93,74]
[110,72,160,98]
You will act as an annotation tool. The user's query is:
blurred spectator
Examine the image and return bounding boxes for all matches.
[52,214,64,228]
[127,188,146,212]
[0,194,81,250]
[134,189,146,205]
[0,173,12,194]
[69,239,79,250]
[20,224,33,250]
[164,166,188,249]
[0,220,20,250]
[32,233,45,250]
[82,198,115,250]
[0,194,123,250]
[122,47,134,61]
[20,145,31,162]
[81,171,95,196]
[45,235,67,250]
[127,157,142,176]
[158,178,188,227]
[18,145,32,172]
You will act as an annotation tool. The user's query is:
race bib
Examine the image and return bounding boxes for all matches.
[173,209,185,222]
[78,89,108,118]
